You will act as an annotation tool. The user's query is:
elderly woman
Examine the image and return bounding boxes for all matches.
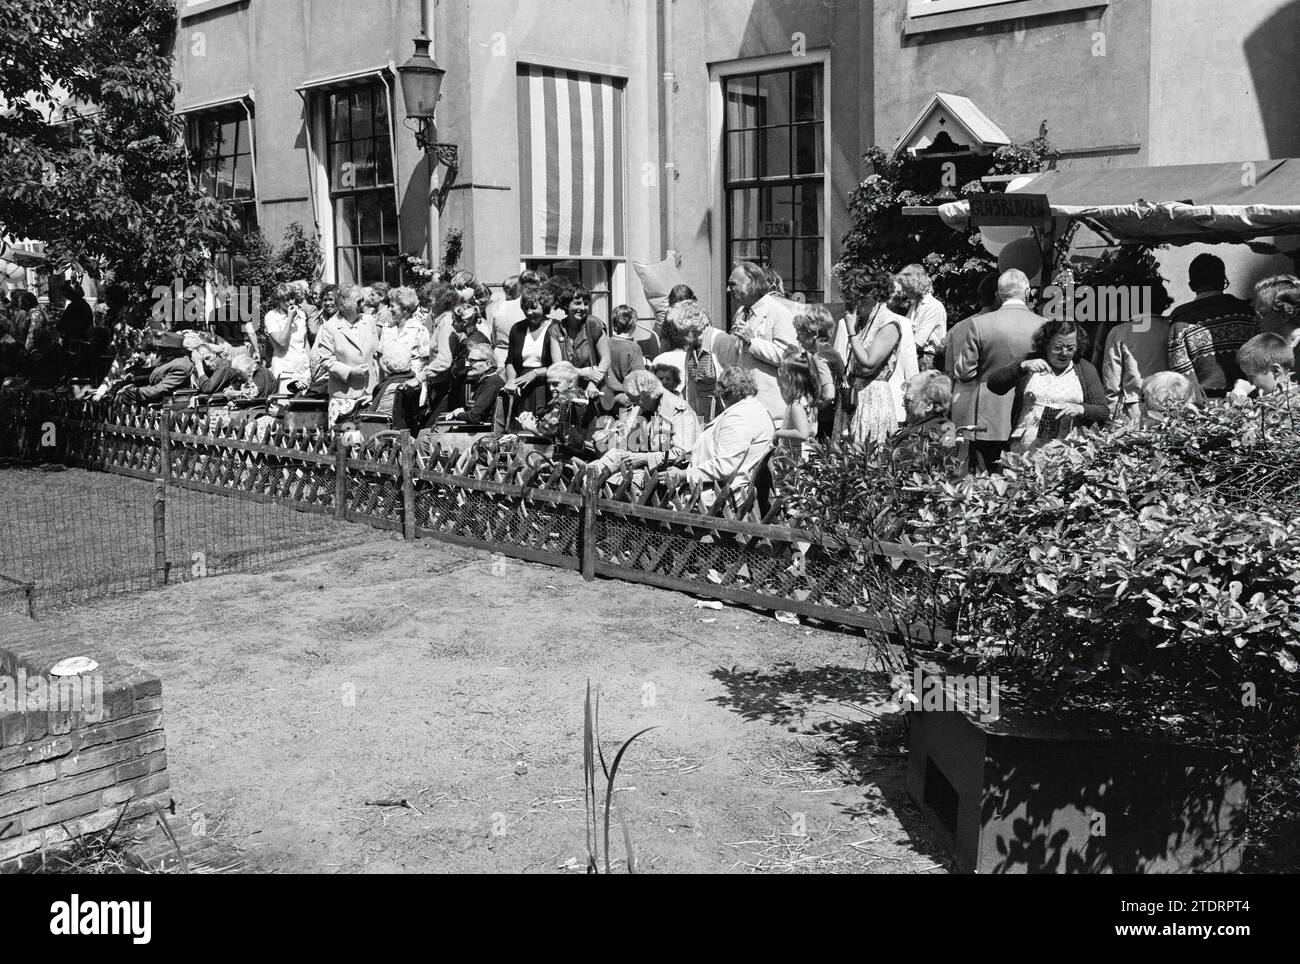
[653,299,719,421]
[894,264,947,372]
[988,318,1109,451]
[377,286,430,380]
[665,366,775,501]
[262,283,311,391]
[595,369,700,479]
[312,283,376,425]
[503,283,558,417]
[1141,371,1194,422]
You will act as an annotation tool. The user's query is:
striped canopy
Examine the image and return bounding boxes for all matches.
[517,65,625,259]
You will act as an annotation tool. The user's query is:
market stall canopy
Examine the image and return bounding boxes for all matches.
[934,160,1300,244]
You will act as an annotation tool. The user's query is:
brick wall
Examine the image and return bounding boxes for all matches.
[0,616,170,873]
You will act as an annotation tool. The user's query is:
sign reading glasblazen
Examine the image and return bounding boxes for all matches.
[968,192,1051,226]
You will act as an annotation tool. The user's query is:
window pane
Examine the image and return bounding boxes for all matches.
[755,71,790,128]
[381,194,399,244]
[351,87,373,140]
[793,183,823,237]
[793,67,822,122]
[758,127,790,179]
[793,123,823,176]
[383,251,402,286]
[374,138,393,186]
[331,94,350,140]
[357,192,382,243]
[729,187,760,240]
[767,240,794,291]
[767,185,794,233]
[731,240,760,263]
[373,87,390,134]
[335,195,357,247]
[331,142,351,188]
[216,153,235,198]
[337,247,359,286]
[794,239,821,296]
[219,118,238,154]
[352,141,377,188]
[360,251,384,285]
[232,154,254,199]
[725,75,758,130]
[726,131,757,183]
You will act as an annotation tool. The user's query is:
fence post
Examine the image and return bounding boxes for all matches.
[159,408,173,483]
[581,466,598,581]
[399,430,417,541]
[153,477,168,586]
[334,432,349,521]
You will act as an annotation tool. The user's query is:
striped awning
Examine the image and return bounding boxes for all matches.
[517,65,625,259]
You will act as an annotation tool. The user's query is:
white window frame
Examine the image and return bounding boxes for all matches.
[709,48,833,325]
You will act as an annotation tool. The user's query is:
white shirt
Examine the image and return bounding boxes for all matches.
[520,325,548,368]
[910,293,948,357]
[263,307,310,381]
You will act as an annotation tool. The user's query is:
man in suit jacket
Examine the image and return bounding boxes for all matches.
[728,262,799,424]
[951,270,1042,472]
[116,332,194,404]
[943,273,1000,455]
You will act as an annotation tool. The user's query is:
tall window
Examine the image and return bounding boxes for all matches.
[187,106,258,284]
[327,82,400,285]
[723,65,824,318]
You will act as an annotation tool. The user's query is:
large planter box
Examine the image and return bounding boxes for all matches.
[906,703,1248,873]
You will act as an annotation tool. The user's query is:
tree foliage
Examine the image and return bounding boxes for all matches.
[234,222,322,293]
[0,0,240,297]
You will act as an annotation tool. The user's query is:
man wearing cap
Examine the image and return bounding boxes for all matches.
[115,332,195,404]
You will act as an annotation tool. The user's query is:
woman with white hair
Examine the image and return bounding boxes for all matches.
[894,264,946,371]
[665,366,775,502]
[653,299,719,421]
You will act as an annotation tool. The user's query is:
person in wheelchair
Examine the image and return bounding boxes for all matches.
[442,343,507,431]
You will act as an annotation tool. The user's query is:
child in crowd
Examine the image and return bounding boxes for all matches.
[774,352,820,463]
[600,304,645,417]
[1235,333,1296,396]
[793,304,843,441]
[1140,371,1194,422]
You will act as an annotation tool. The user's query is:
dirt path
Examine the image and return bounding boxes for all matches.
[49,531,950,873]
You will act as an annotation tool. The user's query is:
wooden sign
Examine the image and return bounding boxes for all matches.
[968,192,1051,226]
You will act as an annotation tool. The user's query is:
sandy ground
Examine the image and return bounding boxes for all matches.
[41,529,951,874]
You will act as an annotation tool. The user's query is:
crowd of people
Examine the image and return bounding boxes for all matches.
[3,249,1298,498]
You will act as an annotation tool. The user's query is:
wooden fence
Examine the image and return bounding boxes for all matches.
[2,392,950,644]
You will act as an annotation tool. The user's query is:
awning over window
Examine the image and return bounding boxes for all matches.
[517,65,625,259]
[935,160,1300,244]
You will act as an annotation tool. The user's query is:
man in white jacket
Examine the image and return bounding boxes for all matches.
[666,366,774,505]
[728,262,799,424]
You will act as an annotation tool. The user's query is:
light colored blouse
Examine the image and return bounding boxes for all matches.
[520,325,549,368]
[378,316,431,378]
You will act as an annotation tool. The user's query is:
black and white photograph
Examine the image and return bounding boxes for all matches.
[0,0,1293,933]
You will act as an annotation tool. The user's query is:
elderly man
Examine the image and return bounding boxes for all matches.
[728,261,799,424]
[595,369,699,480]
[950,269,1042,472]
[115,332,195,404]
[312,283,376,425]
[196,352,276,398]
[666,366,774,500]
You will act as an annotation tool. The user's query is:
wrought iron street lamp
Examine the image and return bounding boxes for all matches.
[398,33,458,211]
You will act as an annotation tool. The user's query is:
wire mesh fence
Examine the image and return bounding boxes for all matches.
[0,465,371,616]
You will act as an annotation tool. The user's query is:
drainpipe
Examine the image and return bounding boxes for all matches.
[661,0,676,265]
[422,0,439,266]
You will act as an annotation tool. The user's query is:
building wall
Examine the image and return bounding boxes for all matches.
[1148,0,1300,301]
[872,1,1151,167]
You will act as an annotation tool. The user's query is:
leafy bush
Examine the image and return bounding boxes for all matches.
[785,397,1300,859]
[234,222,321,292]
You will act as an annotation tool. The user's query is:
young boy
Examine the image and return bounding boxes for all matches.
[600,304,645,417]
[1235,332,1296,396]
